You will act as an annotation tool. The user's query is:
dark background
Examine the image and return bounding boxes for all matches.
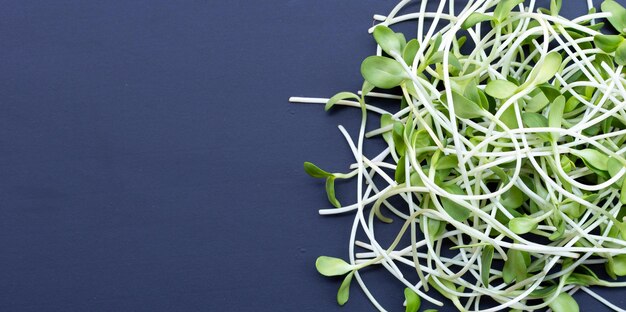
[0,0,624,311]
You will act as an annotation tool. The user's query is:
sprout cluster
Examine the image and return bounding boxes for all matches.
[292,0,626,311]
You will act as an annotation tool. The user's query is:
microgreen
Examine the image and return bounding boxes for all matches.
[461,12,494,30]
[404,288,421,312]
[361,56,409,89]
[547,292,579,312]
[494,0,524,24]
[601,0,626,34]
[508,217,539,235]
[594,34,624,53]
[303,162,332,178]
[484,79,518,99]
[325,92,361,111]
[292,0,626,311]
[337,271,354,305]
[315,256,353,277]
[373,25,405,56]
[480,245,494,286]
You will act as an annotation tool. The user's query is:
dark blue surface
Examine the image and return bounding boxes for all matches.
[0,0,624,311]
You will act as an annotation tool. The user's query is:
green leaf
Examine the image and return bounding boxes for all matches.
[396,154,406,184]
[531,51,562,85]
[361,56,409,89]
[502,186,525,210]
[509,217,539,234]
[550,0,562,15]
[325,176,341,208]
[481,245,494,286]
[529,283,557,298]
[403,39,420,66]
[602,115,614,134]
[373,25,404,56]
[616,40,626,66]
[561,155,574,173]
[316,256,353,276]
[440,184,471,221]
[427,51,444,65]
[601,0,626,34]
[428,276,458,301]
[411,129,431,149]
[564,95,580,113]
[410,171,424,187]
[522,112,548,128]
[362,80,375,97]
[498,105,519,130]
[547,292,579,312]
[548,95,565,141]
[393,121,406,155]
[522,112,551,142]
[539,84,562,102]
[570,149,609,172]
[485,79,518,99]
[594,34,624,53]
[436,155,458,170]
[462,12,494,29]
[326,91,360,111]
[425,218,445,240]
[607,256,618,279]
[614,254,626,276]
[502,249,527,283]
[566,272,600,286]
[490,166,509,183]
[337,271,354,305]
[404,288,421,312]
[494,0,524,23]
[561,200,583,219]
[525,89,550,112]
[304,162,332,178]
[381,114,394,145]
[404,114,415,142]
[549,218,565,240]
[608,157,624,179]
[447,54,462,70]
[447,90,485,119]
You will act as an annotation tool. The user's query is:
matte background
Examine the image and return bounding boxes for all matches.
[0,0,623,311]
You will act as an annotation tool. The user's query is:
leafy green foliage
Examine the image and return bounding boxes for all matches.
[570,149,609,172]
[325,176,341,208]
[361,56,409,89]
[325,91,361,111]
[300,1,626,310]
[616,41,626,66]
[403,39,420,65]
[502,249,527,283]
[594,34,624,53]
[601,0,626,34]
[441,184,471,221]
[447,90,485,119]
[547,292,579,312]
[373,25,405,56]
[316,256,353,276]
[485,79,518,99]
[337,271,354,305]
[304,162,332,178]
[528,51,562,86]
[404,288,421,312]
[494,0,524,23]
[462,12,494,29]
[509,217,538,234]
[481,245,494,286]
